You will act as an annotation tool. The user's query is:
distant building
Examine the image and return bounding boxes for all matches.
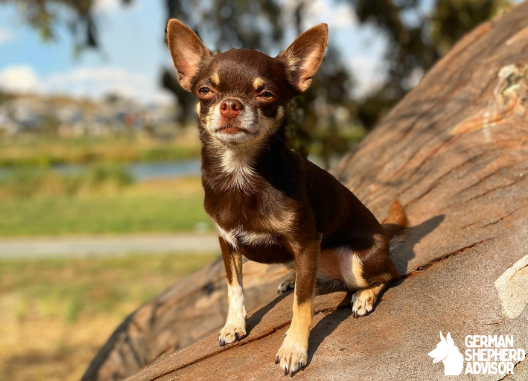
[0,94,178,137]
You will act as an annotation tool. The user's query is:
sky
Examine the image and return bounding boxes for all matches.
[0,0,391,105]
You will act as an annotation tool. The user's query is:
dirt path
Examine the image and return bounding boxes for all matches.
[0,233,220,258]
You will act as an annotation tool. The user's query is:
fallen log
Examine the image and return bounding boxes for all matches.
[81,260,288,381]
[84,2,528,380]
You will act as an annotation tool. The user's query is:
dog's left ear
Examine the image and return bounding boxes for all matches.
[166,19,211,91]
[276,23,328,93]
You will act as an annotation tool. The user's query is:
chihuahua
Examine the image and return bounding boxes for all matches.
[166,19,407,376]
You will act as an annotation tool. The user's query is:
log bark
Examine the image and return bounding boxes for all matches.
[84,2,528,380]
[81,260,288,381]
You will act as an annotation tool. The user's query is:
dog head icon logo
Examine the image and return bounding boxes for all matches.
[428,332,464,376]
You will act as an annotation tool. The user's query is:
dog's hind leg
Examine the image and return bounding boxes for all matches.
[348,199,407,317]
[337,233,400,317]
[277,262,295,294]
[351,282,388,318]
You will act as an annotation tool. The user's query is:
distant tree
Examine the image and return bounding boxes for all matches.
[2,0,513,164]
[0,0,133,53]
[0,90,14,105]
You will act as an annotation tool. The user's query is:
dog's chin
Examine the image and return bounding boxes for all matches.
[213,125,260,146]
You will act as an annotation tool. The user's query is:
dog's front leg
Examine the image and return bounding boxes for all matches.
[218,237,246,346]
[276,239,319,376]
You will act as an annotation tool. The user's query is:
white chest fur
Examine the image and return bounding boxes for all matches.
[216,224,277,249]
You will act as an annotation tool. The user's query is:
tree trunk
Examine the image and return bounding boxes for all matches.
[84,2,528,380]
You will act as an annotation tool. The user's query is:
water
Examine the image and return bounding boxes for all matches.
[126,161,201,181]
[0,159,202,182]
[0,156,330,182]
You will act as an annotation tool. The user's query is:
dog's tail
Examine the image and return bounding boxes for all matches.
[382,199,408,240]
[382,200,408,281]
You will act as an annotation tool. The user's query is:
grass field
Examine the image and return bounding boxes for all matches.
[0,253,218,381]
[0,176,212,236]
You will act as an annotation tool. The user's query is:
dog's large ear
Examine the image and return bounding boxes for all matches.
[440,332,445,342]
[276,23,328,93]
[166,19,211,91]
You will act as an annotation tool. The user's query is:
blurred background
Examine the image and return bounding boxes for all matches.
[0,0,519,380]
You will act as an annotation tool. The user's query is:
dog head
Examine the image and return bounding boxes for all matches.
[428,332,456,364]
[166,19,328,147]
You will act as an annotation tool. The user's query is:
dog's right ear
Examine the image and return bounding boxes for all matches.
[276,23,328,94]
[166,19,210,92]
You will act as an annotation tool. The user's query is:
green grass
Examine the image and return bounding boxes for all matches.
[0,177,212,236]
[0,253,218,381]
[0,164,133,198]
[0,253,218,321]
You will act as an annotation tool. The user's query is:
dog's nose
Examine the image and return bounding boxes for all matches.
[219,98,244,119]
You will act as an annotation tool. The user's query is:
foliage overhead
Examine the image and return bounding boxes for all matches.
[2,0,513,164]
[348,0,512,127]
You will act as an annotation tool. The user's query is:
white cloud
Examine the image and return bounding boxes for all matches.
[303,0,358,29]
[93,0,121,12]
[0,65,172,104]
[93,0,139,13]
[46,67,173,104]
[347,56,387,98]
[0,65,40,93]
[0,28,14,45]
[334,5,357,28]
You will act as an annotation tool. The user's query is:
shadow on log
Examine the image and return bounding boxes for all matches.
[84,2,528,380]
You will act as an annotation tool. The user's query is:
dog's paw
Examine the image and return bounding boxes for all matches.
[351,288,376,318]
[277,272,295,294]
[218,324,246,346]
[275,338,308,376]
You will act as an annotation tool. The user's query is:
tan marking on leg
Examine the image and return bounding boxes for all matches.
[276,292,312,375]
[275,238,319,375]
[351,281,387,318]
[210,72,220,86]
[253,77,264,89]
[337,251,369,288]
[351,255,369,288]
[370,272,393,284]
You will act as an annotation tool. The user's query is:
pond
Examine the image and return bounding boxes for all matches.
[0,156,330,183]
[54,159,202,182]
[0,159,202,183]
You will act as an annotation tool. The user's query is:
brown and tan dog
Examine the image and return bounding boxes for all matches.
[166,19,407,376]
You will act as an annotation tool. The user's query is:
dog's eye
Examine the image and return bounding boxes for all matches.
[258,91,275,100]
[198,87,213,97]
